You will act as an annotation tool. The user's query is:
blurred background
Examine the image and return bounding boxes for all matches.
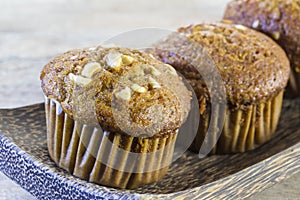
[0,0,299,199]
[0,0,228,108]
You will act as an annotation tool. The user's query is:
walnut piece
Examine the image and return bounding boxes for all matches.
[234,24,247,31]
[106,51,122,69]
[149,66,161,76]
[121,55,134,65]
[131,84,147,93]
[68,73,92,85]
[115,87,131,101]
[165,64,177,75]
[81,62,102,78]
[149,76,161,89]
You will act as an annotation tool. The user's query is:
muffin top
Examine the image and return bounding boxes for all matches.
[151,22,290,106]
[40,47,191,137]
[224,0,300,69]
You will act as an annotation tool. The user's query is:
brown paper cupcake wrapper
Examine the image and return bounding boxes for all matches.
[45,98,178,189]
[190,91,284,154]
[287,68,300,97]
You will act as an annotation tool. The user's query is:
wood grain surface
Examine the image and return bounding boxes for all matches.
[0,97,300,199]
[1,0,300,199]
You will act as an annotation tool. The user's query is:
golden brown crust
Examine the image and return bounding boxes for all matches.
[224,0,300,81]
[151,22,290,106]
[40,47,191,137]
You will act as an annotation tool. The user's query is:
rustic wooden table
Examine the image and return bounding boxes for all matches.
[0,0,299,199]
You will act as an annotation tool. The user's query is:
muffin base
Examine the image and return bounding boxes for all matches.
[190,91,284,154]
[45,98,177,189]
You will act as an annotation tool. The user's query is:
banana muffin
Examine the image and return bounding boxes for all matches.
[40,46,191,189]
[224,0,300,97]
[150,22,290,154]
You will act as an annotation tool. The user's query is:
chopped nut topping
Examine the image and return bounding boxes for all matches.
[121,55,134,65]
[68,73,76,81]
[106,51,122,69]
[252,20,260,28]
[81,62,102,78]
[131,84,147,93]
[70,55,78,60]
[149,76,161,89]
[115,87,131,101]
[68,73,92,85]
[272,32,281,40]
[149,66,161,76]
[88,47,97,51]
[149,54,156,59]
[135,66,145,76]
[165,64,177,75]
[235,24,247,30]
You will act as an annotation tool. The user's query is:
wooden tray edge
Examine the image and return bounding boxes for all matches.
[1,131,300,200]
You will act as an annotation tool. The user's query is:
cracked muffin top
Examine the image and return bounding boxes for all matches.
[40,46,191,137]
[151,22,290,106]
[224,0,300,72]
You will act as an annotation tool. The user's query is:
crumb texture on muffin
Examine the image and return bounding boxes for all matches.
[152,22,290,106]
[40,47,191,137]
[150,22,290,154]
[224,0,299,81]
[41,47,192,188]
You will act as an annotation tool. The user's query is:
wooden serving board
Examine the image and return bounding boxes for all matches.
[0,98,300,200]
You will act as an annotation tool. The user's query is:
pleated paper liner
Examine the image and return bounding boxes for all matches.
[45,98,178,189]
[190,91,284,154]
[287,68,300,97]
